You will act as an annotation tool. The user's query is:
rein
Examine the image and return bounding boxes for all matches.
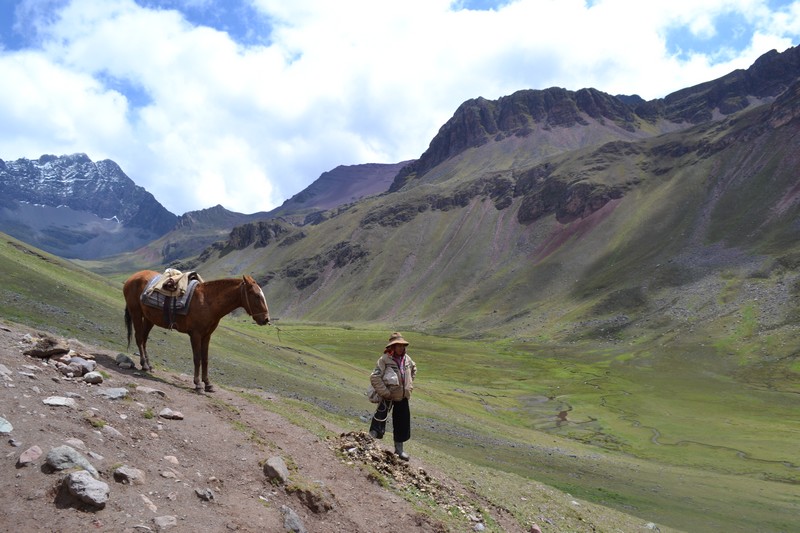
[240,281,269,321]
[373,399,393,422]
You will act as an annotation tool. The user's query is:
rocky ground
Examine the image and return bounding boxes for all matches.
[0,321,531,533]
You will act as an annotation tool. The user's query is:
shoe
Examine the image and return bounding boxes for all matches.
[369,430,378,439]
[394,442,410,461]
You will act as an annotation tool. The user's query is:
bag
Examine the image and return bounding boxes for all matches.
[382,366,399,386]
[366,385,382,403]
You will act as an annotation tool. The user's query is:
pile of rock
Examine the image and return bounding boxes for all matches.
[21,333,137,384]
[333,431,489,531]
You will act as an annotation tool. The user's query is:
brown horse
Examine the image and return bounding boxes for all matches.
[123,270,270,392]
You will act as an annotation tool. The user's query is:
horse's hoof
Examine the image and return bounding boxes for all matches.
[204,384,216,393]
[194,386,204,394]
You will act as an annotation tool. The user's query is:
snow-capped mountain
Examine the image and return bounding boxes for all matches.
[0,153,178,259]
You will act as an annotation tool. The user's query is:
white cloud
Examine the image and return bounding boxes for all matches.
[0,0,799,214]
[0,50,133,158]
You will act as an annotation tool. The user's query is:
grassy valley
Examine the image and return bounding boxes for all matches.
[3,232,799,532]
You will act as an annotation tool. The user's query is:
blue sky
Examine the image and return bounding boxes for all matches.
[1,0,799,215]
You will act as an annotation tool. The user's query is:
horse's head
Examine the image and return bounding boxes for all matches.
[241,276,270,326]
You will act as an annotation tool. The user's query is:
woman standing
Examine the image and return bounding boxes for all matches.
[369,332,417,460]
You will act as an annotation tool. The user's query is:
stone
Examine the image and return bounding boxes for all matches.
[70,356,96,374]
[23,336,70,358]
[264,456,290,484]
[281,505,307,533]
[64,438,87,451]
[46,445,99,478]
[83,371,103,384]
[101,425,125,439]
[153,515,177,531]
[113,465,146,485]
[43,396,77,408]
[17,445,43,466]
[158,408,183,420]
[195,487,215,502]
[87,451,104,461]
[58,362,83,377]
[141,494,158,512]
[0,417,12,434]
[137,385,166,397]
[116,353,136,367]
[63,470,109,509]
[94,387,129,400]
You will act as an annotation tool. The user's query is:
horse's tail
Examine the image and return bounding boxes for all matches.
[124,306,132,349]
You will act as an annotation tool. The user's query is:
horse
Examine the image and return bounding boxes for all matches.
[123,270,270,393]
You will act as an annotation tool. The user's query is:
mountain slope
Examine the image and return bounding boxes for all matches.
[188,46,800,344]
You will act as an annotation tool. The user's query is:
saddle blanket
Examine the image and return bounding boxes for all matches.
[140,269,202,314]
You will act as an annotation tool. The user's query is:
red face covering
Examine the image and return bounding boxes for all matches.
[390,347,406,380]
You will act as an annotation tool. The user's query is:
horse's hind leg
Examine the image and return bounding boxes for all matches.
[190,334,204,393]
[126,302,155,372]
[138,320,155,372]
[201,334,214,393]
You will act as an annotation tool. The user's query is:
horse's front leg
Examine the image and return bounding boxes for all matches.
[201,333,215,393]
[190,333,204,393]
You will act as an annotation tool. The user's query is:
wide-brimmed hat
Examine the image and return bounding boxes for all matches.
[385,332,409,349]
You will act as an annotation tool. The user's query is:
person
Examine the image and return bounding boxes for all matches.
[368,332,417,460]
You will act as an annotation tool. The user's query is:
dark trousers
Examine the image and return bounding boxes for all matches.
[369,398,410,442]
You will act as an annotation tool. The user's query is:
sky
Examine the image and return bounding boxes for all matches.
[1,0,799,215]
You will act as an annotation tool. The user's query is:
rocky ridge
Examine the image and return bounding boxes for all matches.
[0,153,177,234]
[0,154,179,259]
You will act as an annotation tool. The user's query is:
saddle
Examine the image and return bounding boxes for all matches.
[141,269,204,328]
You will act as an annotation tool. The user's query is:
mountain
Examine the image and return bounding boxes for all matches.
[0,154,413,264]
[187,45,800,342]
[0,153,177,259]
[267,161,414,224]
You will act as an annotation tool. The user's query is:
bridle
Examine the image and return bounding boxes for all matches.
[240,281,270,323]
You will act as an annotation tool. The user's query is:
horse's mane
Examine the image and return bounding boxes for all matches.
[200,277,243,288]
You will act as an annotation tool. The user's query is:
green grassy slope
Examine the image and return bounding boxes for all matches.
[5,229,800,531]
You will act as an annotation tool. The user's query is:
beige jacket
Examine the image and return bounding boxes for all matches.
[370,353,417,401]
